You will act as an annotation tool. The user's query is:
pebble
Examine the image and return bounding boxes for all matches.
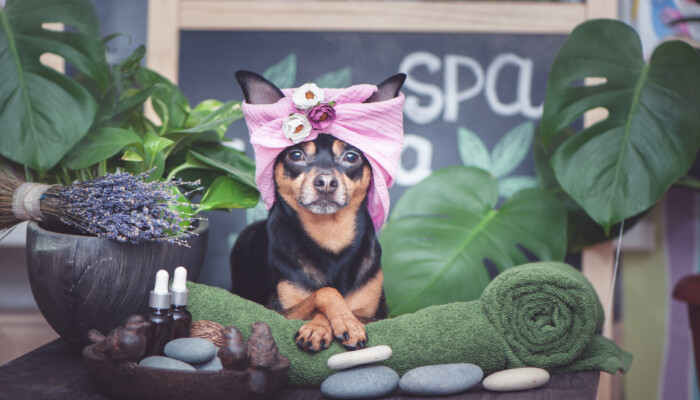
[192,355,224,371]
[164,337,217,364]
[482,367,550,391]
[327,345,392,370]
[321,365,399,399]
[139,356,196,371]
[399,363,483,396]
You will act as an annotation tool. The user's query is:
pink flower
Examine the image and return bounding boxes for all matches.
[308,103,336,130]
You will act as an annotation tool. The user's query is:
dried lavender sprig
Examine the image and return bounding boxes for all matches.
[39,171,201,245]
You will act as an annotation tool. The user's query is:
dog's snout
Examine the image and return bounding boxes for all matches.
[314,173,338,193]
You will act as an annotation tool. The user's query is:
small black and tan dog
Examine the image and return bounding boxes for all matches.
[231,71,405,352]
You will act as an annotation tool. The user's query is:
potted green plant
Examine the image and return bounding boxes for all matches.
[380,19,700,316]
[0,0,258,345]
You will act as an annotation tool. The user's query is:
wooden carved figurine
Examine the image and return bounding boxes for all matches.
[217,325,249,370]
[87,314,150,363]
[247,321,280,394]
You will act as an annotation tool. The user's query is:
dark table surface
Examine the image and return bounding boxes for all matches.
[0,339,600,400]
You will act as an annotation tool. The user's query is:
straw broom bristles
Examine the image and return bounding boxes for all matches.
[0,171,199,245]
[0,172,31,230]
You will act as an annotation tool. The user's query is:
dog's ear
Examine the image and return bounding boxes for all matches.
[235,70,285,104]
[364,73,406,103]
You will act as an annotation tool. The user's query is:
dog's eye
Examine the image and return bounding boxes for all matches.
[288,151,304,162]
[344,152,360,164]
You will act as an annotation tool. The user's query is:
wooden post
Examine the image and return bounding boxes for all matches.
[582,241,616,400]
[581,3,621,397]
[146,0,180,84]
[145,0,180,122]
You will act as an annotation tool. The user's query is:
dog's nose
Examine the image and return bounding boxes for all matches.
[314,173,338,193]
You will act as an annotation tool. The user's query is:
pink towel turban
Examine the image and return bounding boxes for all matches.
[241,83,405,231]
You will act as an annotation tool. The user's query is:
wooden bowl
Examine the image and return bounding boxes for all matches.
[82,344,289,400]
[26,220,209,346]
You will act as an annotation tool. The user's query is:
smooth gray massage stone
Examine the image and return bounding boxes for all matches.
[192,355,224,371]
[482,367,550,391]
[138,356,196,371]
[321,365,399,399]
[399,363,483,396]
[164,337,217,364]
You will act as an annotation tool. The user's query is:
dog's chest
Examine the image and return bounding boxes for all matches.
[296,249,376,293]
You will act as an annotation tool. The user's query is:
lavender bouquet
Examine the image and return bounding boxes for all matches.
[1,171,199,246]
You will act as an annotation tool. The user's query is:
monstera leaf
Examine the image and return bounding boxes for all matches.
[541,19,700,233]
[534,126,643,252]
[0,0,107,172]
[380,167,566,316]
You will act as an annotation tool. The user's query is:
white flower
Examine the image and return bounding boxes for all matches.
[282,113,312,144]
[292,83,324,110]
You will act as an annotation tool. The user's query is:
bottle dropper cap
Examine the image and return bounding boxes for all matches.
[149,269,171,310]
[171,266,189,306]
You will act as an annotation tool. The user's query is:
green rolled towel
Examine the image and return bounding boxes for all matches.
[188,261,632,387]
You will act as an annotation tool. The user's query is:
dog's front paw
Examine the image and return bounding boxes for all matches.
[328,313,367,350]
[294,314,333,353]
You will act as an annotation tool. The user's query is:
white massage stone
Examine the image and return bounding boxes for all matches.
[327,345,392,370]
[482,367,550,391]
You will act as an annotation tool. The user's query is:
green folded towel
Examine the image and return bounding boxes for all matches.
[188,261,632,387]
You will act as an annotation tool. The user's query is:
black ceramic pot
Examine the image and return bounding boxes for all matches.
[25,220,209,347]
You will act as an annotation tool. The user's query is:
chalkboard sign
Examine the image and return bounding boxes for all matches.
[144,0,617,290]
[176,30,565,287]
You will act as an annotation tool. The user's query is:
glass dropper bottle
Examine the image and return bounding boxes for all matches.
[144,269,173,356]
[169,266,192,339]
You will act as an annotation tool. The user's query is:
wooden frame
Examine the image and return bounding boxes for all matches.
[147,0,617,84]
[146,2,620,398]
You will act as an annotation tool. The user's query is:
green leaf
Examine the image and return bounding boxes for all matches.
[165,186,194,231]
[193,144,256,175]
[170,167,222,193]
[457,127,490,172]
[102,33,122,45]
[167,145,256,196]
[380,167,566,316]
[124,150,164,180]
[121,150,143,162]
[108,83,163,119]
[498,175,538,198]
[186,99,227,139]
[491,121,534,179]
[190,99,224,120]
[0,0,106,172]
[533,125,640,253]
[197,176,259,212]
[188,149,257,189]
[541,19,700,233]
[61,127,141,169]
[143,132,174,157]
[168,101,243,135]
[116,45,145,81]
[136,67,190,128]
[263,53,297,88]
[315,67,352,88]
